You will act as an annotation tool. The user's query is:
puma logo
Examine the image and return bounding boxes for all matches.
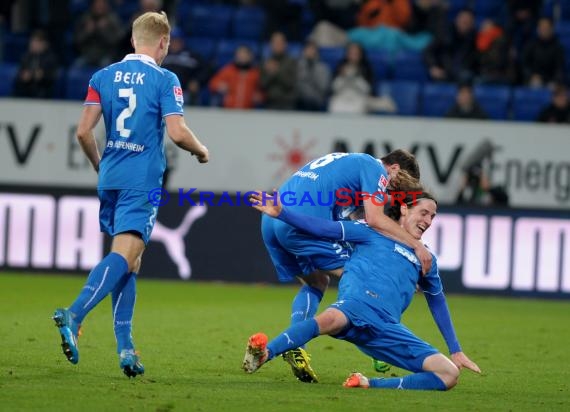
[150,205,207,279]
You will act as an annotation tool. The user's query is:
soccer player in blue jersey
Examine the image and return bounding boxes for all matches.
[52,11,209,378]
[261,150,427,382]
[243,190,481,390]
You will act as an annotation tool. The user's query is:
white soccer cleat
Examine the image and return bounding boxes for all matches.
[242,333,269,373]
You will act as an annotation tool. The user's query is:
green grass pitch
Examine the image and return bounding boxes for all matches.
[1,272,569,412]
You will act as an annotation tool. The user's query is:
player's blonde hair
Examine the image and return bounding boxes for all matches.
[132,11,170,46]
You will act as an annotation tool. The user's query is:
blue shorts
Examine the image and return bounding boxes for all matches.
[98,189,158,244]
[330,298,439,373]
[261,214,351,282]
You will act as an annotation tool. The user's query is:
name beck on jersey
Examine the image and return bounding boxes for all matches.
[114,71,145,84]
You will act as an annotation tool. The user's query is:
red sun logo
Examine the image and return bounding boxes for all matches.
[268,130,318,180]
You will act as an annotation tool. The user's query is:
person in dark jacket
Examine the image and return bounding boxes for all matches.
[424,8,477,83]
[13,30,59,98]
[446,83,488,120]
[522,17,566,87]
[537,84,570,123]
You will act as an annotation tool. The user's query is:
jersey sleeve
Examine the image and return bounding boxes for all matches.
[417,254,443,295]
[84,71,101,105]
[160,71,185,118]
[359,155,389,204]
[277,208,373,243]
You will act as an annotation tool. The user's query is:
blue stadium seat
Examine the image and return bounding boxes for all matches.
[183,5,234,39]
[555,21,570,38]
[392,51,429,82]
[3,33,29,64]
[215,39,260,68]
[367,50,390,82]
[318,47,344,72]
[231,7,266,41]
[0,63,18,96]
[560,0,570,21]
[473,85,511,120]
[420,83,458,117]
[52,69,67,99]
[474,0,507,24]
[377,80,421,116]
[512,87,552,121]
[186,37,217,61]
[447,0,469,19]
[64,66,98,100]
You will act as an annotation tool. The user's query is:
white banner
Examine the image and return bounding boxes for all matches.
[1,99,569,208]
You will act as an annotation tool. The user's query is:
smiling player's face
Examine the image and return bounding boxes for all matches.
[401,199,437,240]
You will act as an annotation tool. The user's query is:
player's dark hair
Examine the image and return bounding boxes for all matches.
[384,189,437,222]
[381,149,420,180]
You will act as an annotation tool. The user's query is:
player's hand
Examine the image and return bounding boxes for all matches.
[249,190,282,217]
[451,352,481,374]
[195,146,209,163]
[414,243,432,275]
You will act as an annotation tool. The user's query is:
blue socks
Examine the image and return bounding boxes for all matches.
[112,272,137,354]
[69,252,129,324]
[290,285,324,325]
[267,319,320,360]
[369,372,447,391]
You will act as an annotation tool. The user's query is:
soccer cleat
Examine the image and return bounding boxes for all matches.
[373,359,392,373]
[120,349,145,378]
[52,308,80,364]
[242,332,268,373]
[343,372,370,389]
[282,348,319,383]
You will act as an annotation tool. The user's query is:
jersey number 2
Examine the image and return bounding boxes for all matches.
[116,88,137,138]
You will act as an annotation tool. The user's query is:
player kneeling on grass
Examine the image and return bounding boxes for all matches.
[243,190,481,390]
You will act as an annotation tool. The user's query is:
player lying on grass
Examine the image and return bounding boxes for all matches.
[243,190,481,390]
[260,150,424,383]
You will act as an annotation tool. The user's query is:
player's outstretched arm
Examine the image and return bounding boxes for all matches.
[76,105,103,172]
[364,198,432,274]
[165,115,209,163]
[424,291,481,374]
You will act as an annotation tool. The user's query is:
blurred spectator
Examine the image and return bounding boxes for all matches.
[507,0,542,57]
[116,0,162,59]
[73,0,123,68]
[309,0,359,30]
[537,84,570,123]
[260,32,298,110]
[162,28,211,106]
[476,19,514,85]
[445,83,488,120]
[357,0,412,30]
[328,42,396,114]
[522,17,566,88]
[259,0,305,42]
[456,140,508,205]
[296,41,331,111]
[425,8,477,83]
[209,45,262,109]
[407,0,447,43]
[13,30,59,98]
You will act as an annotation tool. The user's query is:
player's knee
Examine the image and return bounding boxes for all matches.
[440,364,460,390]
[304,272,330,293]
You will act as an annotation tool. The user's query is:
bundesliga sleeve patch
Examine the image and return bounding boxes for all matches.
[379,175,388,191]
[173,86,184,104]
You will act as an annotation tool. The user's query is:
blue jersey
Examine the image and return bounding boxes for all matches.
[279,153,389,221]
[336,220,442,324]
[276,208,442,323]
[85,53,184,191]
